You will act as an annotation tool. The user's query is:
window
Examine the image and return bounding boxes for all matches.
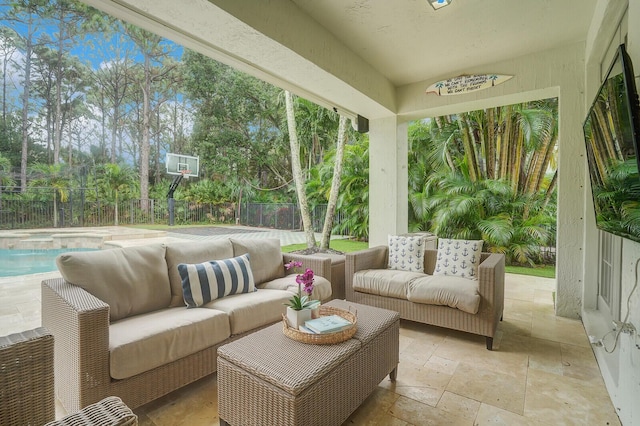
[598,231,621,321]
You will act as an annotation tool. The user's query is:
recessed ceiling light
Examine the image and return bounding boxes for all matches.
[429,0,452,10]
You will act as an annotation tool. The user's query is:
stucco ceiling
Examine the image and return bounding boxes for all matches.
[290,0,597,86]
[82,0,600,119]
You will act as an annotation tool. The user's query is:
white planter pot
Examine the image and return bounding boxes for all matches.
[309,300,321,319]
[286,306,313,329]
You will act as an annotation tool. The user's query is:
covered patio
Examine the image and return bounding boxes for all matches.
[0,255,619,424]
[44,0,640,423]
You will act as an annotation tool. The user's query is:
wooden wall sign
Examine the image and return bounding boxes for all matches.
[426,74,513,96]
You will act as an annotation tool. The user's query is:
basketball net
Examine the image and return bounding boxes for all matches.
[180,170,191,180]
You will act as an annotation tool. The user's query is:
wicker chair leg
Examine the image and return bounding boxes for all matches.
[486,337,494,351]
[389,366,398,381]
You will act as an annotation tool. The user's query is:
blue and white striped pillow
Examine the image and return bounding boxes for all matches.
[178,254,256,308]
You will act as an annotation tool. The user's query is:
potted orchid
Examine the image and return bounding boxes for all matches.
[284,261,319,328]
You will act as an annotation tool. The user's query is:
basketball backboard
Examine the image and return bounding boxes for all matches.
[166,153,199,178]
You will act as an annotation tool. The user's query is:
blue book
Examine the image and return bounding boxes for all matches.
[305,315,353,334]
[298,325,317,334]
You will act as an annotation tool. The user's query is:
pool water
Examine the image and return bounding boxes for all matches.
[0,248,98,277]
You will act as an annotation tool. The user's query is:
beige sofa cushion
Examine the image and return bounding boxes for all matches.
[407,275,480,314]
[56,244,171,322]
[231,238,285,285]
[353,269,427,300]
[165,239,234,306]
[260,275,332,302]
[109,307,230,380]
[203,289,291,335]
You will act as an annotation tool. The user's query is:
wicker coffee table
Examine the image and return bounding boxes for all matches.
[217,299,400,426]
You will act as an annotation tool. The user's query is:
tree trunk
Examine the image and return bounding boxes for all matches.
[20,13,34,193]
[140,52,151,207]
[111,101,118,162]
[285,90,316,248]
[53,192,58,228]
[486,108,497,179]
[458,113,479,181]
[53,6,67,165]
[320,115,348,249]
[542,170,558,210]
[114,190,119,226]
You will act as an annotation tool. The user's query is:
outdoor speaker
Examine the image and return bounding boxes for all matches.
[354,114,369,133]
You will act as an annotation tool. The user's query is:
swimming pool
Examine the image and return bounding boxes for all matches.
[0,248,98,277]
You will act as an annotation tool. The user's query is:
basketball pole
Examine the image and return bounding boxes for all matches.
[167,171,189,226]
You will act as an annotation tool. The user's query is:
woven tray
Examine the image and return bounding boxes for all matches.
[282,305,357,345]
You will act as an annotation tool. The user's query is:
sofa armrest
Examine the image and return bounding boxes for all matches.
[282,253,332,282]
[41,278,111,413]
[345,245,388,301]
[477,253,505,320]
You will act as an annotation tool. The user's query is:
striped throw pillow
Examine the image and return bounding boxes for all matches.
[179,254,256,308]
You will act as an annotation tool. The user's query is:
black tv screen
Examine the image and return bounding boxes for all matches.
[583,44,640,243]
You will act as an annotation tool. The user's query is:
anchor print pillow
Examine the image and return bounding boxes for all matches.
[387,235,425,273]
[433,238,484,280]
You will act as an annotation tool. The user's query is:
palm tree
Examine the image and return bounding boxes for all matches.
[0,154,15,209]
[320,115,348,249]
[97,163,138,225]
[284,90,316,248]
[29,163,70,227]
[334,137,370,240]
[408,101,559,265]
[421,171,553,264]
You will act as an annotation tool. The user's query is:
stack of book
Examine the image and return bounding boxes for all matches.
[299,314,353,334]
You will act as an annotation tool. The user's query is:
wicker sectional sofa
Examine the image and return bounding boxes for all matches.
[345,245,505,350]
[41,238,333,413]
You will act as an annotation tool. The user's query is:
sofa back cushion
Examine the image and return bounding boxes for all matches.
[165,239,234,306]
[231,238,284,285]
[56,244,171,322]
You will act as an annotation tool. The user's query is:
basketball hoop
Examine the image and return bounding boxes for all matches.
[180,170,192,180]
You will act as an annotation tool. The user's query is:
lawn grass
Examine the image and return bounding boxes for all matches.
[505,265,556,278]
[281,239,368,253]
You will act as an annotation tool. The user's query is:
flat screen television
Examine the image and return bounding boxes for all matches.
[583,44,640,243]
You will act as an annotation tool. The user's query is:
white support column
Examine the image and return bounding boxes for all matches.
[368,117,408,247]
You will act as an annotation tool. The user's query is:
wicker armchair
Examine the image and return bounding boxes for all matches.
[0,327,55,426]
[0,328,137,426]
[45,396,137,426]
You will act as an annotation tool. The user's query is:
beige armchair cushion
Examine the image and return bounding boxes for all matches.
[353,269,427,300]
[408,275,480,314]
[56,244,171,321]
[165,239,234,306]
[231,238,285,285]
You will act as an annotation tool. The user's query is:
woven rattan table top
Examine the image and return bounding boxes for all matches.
[217,300,399,396]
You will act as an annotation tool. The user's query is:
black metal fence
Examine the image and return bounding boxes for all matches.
[0,189,348,234]
[239,203,348,233]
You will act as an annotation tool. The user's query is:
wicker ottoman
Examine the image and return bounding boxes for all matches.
[217,300,399,426]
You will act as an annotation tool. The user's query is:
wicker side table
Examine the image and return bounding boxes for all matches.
[217,300,399,426]
[45,396,137,426]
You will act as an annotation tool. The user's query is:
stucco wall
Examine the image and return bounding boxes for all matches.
[582,1,640,424]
